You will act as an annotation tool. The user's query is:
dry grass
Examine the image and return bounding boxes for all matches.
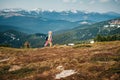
[0,41,120,80]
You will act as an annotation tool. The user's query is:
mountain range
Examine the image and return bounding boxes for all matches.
[0,8,120,33]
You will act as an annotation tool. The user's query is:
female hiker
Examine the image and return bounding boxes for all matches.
[44,31,53,47]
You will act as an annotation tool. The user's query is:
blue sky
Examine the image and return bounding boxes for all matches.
[0,0,120,13]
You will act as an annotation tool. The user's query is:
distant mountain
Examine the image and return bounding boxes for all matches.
[0,16,80,33]
[53,18,120,44]
[0,25,28,32]
[0,30,46,48]
[0,8,120,33]
[1,8,119,22]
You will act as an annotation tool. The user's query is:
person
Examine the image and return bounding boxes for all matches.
[24,41,30,48]
[44,31,53,47]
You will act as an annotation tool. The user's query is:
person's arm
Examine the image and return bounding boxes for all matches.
[48,34,52,41]
[48,35,51,40]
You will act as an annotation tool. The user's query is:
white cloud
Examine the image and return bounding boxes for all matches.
[99,0,109,3]
[89,0,96,4]
[62,0,77,3]
[114,0,120,2]
[71,0,77,3]
[63,0,69,3]
[79,1,83,4]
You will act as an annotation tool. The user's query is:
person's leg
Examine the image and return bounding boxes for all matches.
[49,41,52,47]
[44,41,49,47]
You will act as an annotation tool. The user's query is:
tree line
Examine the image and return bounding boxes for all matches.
[94,34,120,42]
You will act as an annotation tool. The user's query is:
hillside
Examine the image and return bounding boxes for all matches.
[0,30,46,48]
[53,18,120,44]
[0,41,120,80]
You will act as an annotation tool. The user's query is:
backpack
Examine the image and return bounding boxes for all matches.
[45,36,48,41]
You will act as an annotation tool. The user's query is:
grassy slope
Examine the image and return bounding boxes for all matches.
[0,41,120,80]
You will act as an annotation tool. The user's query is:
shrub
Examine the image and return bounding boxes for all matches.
[90,53,119,62]
[88,65,105,73]
[0,65,10,75]
[99,62,120,79]
[94,34,120,42]
[37,66,51,73]
[73,44,92,48]
[0,44,11,47]
[0,67,35,79]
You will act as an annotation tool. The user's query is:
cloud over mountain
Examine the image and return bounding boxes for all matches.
[62,0,77,3]
[99,0,109,3]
